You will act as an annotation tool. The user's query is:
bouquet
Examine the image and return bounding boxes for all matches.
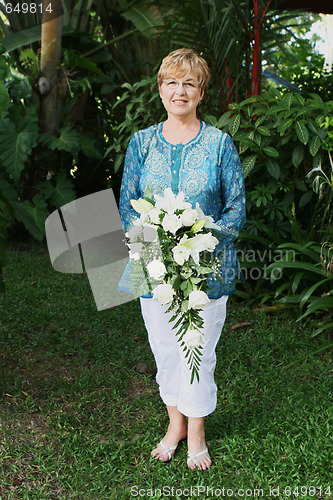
[125,187,222,383]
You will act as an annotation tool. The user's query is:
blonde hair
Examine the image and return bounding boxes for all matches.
[157,48,211,93]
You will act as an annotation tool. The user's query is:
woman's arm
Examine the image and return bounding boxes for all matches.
[214,134,246,245]
[119,134,141,233]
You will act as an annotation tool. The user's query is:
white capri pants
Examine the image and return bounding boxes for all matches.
[140,295,228,418]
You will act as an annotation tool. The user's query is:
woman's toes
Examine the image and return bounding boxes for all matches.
[188,460,196,470]
[188,451,211,470]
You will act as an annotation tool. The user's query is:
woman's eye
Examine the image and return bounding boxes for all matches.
[185,83,194,87]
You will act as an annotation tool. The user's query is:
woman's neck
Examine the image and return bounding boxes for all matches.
[162,115,201,145]
[163,114,200,131]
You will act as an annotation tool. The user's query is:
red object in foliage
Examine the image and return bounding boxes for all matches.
[252,0,272,95]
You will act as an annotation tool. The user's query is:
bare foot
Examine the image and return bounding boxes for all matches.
[187,447,211,470]
[187,417,211,470]
[151,424,187,462]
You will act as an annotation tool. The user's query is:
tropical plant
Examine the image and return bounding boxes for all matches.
[155,0,318,112]
[106,75,164,179]
[267,241,333,336]
[215,89,333,235]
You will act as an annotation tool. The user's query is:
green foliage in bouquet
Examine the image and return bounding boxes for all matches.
[126,187,222,383]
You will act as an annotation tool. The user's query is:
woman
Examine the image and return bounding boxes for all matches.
[119,48,246,470]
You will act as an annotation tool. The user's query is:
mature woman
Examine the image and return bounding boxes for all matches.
[119,48,245,470]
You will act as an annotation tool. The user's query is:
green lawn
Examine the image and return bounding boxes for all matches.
[0,242,332,499]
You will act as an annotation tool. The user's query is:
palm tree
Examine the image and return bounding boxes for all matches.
[39,0,63,134]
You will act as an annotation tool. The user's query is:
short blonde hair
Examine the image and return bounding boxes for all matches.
[157,48,211,93]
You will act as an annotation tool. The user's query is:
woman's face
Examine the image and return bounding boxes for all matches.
[159,71,203,120]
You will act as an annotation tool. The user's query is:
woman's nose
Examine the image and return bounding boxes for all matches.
[175,83,186,94]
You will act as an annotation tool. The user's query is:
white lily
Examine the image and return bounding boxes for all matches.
[130,197,155,214]
[155,187,191,214]
[195,202,221,231]
[172,235,192,265]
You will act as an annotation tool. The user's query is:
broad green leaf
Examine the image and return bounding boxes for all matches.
[292,145,304,168]
[0,178,19,204]
[216,112,232,129]
[309,136,321,157]
[283,93,293,109]
[0,82,10,111]
[307,120,319,135]
[0,25,73,53]
[0,56,11,79]
[242,155,257,177]
[277,118,293,134]
[41,171,76,208]
[239,138,260,153]
[266,158,280,180]
[312,322,333,337]
[11,199,46,242]
[296,121,309,145]
[0,118,39,181]
[300,278,330,308]
[253,115,266,127]
[40,126,80,154]
[237,231,272,248]
[120,4,162,39]
[228,114,241,137]
[298,296,333,321]
[9,78,32,99]
[308,93,323,102]
[253,133,262,147]
[69,57,104,76]
[114,154,124,173]
[22,195,48,239]
[294,179,307,191]
[292,272,304,294]
[262,146,279,158]
[204,115,217,127]
[267,260,323,275]
[294,93,305,107]
[79,134,103,159]
[238,140,249,154]
[299,190,313,208]
[256,126,271,137]
[267,103,288,114]
[277,242,320,261]
[0,25,41,53]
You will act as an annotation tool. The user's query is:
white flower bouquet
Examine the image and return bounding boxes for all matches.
[126,187,222,383]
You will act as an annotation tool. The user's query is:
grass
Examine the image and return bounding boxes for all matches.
[0,241,332,499]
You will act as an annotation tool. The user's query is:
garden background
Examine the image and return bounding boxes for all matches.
[0,0,332,498]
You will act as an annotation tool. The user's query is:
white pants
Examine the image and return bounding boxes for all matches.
[140,295,228,418]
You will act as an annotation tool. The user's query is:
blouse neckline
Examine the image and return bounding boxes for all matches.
[158,121,204,147]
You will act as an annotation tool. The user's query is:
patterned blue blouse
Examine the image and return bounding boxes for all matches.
[119,121,246,298]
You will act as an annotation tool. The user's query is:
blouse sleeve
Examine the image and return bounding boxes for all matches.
[119,134,141,233]
[214,134,246,245]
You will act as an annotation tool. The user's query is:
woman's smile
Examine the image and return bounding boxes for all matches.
[159,72,203,119]
[173,99,188,105]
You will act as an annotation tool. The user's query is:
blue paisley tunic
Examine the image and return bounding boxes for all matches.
[119,121,246,298]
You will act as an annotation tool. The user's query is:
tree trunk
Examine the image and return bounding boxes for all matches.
[39,0,63,135]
